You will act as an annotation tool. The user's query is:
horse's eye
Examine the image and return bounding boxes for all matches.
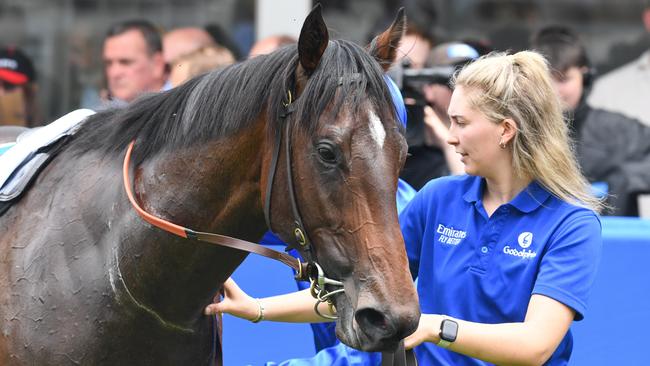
[316,142,338,165]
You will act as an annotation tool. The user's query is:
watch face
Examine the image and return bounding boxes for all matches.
[440,319,459,342]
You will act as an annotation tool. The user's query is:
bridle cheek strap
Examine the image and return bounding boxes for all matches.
[122,140,308,279]
[263,90,315,263]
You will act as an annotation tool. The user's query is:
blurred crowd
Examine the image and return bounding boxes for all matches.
[1,0,649,216]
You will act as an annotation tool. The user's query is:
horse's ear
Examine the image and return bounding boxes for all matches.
[298,4,329,76]
[367,8,406,72]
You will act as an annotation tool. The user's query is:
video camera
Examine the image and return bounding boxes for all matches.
[387,60,456,147]
[388,60,455,107]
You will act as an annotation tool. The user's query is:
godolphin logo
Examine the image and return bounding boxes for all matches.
[518,232,533,248]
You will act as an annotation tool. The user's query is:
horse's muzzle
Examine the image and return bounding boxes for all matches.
[353,303,420,352]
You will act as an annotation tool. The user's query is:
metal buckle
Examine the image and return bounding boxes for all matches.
[308,262,344,320]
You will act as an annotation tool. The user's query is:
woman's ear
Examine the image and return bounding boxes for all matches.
[500,118,518,145]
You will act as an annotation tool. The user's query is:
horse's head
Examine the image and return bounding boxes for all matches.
[264,6,419,352]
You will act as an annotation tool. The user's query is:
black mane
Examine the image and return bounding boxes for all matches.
[71,40,396,166]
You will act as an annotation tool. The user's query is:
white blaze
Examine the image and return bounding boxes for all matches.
[368,110,386,147]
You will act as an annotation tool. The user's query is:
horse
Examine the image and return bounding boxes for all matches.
[0,6,419,365]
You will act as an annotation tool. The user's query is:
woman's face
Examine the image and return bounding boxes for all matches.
[396,33,431,69]
[551,66,585,112]
[446,86,504,177]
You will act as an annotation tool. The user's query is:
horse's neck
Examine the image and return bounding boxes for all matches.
[117,123,268,326]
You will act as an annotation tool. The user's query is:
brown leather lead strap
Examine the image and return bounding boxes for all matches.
[405,348,418,366]
[123,140,309,281]
[192,231,308,278]
[381,341,418,366]
[210,289,224,366]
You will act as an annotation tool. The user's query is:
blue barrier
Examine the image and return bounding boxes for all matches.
[223,217,650,365]
[571,216,650,365]
[223,251,315,365]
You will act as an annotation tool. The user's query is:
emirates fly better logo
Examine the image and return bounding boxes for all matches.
[436,224,467,245]
[503,232,537,259]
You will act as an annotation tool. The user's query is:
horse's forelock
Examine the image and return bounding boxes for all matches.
[293,40,397,136]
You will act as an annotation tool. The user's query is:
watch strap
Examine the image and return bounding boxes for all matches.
[436,338,452,348]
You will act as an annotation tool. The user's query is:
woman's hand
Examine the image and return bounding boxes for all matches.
[423,105,451,149]
[404,314,443,349]
[422,105,465,175]
[204,278,260,321]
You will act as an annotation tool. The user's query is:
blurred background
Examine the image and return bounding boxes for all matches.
[0,0,646,123]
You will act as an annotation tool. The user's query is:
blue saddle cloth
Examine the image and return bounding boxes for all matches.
[0,142,13,156]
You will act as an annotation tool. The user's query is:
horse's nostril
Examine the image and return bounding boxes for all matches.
[355,308,390,333]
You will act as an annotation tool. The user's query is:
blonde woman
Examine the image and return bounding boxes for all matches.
[168,45,236,87]
[206,51,603,365]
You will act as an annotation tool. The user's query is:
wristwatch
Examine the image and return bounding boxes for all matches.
[437,318,459,348]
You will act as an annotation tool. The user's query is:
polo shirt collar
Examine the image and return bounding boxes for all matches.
[462,175,484,204]
[463,176,551,213]
[510,180,551,213]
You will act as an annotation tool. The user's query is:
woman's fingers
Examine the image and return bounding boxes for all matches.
[204,303,223,315]
[404,335,416,350]
[403,326,426,349]
[204,277,259,320]
[404,314,439,349]
[423,106,450,148]
[221,277,241,297]
[204,278,241,315]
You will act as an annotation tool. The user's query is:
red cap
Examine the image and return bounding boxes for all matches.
[0,47,35,85]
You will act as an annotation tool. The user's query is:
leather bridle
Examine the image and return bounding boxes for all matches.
[122,87,344,315]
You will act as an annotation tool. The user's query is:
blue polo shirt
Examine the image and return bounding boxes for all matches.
[400,175,602,365]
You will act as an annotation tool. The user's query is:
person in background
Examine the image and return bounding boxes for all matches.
[248,35,297,58]
[587,0,650,126]
[0,47,40,127]
[400,42,478,190]
[163,27,217,70]
[167,45,236,87]
[204,23,243,61]
[395,26,434,70]
[461,38,493,58]
[206,51,603,366]
[102,19,167,105]
[531,25,650,216]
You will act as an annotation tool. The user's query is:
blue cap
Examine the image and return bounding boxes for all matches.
[429,42,479,67]
[383,74,407,128]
